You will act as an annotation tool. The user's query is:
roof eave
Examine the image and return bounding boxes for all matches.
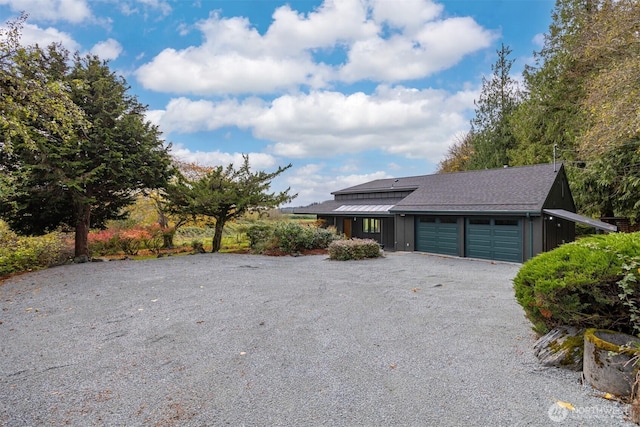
[389,208,543,216]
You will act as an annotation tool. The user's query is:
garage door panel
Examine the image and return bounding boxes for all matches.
[465,218,522,263]
[416,217,458,256]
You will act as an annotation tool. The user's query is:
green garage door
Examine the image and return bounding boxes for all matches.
[465,218,523,262]
[416,217,459,256]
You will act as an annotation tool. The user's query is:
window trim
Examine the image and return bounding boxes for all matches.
[363,218,381,233]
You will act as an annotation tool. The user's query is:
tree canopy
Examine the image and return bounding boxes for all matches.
[0,19,173,259]
[468,44,521,169]
[164,155,295,252]
[439,0,640,221]
[0,15,87,200]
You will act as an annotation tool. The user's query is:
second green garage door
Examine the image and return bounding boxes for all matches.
[416,217,459,256]
[465,218,523,263]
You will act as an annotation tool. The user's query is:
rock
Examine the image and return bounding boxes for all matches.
[533,326,584,371]
[74,255,89,264]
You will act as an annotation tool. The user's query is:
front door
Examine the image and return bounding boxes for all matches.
[343,219,352,238]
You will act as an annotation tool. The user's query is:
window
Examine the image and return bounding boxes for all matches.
[469,219,490,225]
[495,219,519,226]
[363,218,381,233]
[440,217,457,224]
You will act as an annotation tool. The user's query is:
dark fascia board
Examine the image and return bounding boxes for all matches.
[389,209,542,216]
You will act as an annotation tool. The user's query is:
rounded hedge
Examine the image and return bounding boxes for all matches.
[328,238,382,261]
[513,232,640,335]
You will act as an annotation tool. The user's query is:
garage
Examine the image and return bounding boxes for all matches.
[465,218,523,263]
[297,163,606,262]
[416,216,459,256]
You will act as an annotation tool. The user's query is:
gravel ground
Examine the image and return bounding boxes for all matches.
[0,252,635,426]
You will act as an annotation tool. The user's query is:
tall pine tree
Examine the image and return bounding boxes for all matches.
[468,44,520,169]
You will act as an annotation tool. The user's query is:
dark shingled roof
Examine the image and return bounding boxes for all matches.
[294,163,564,215]
[392,163,561,213]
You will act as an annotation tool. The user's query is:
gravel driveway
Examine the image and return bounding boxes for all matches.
[0,252,634,426]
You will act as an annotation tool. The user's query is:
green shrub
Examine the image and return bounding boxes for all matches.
[312,226,339,249]
[328,238,382,261]
[0,222,73,276]
[247,222,338,254]
[246,222,276,253]
[176,226,216,239]
[513,232,640,335]
[274,222,315,253]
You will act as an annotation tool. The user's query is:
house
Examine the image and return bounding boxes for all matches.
[294,163,616,263]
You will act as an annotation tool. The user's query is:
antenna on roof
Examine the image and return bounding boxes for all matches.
[553,144,558,172]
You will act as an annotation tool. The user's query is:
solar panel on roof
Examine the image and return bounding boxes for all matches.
[333,205,395,213]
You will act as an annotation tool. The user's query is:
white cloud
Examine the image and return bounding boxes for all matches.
[90,38,123,60]
[135,11,334,95]
[137,0,172,16]
[135,0,494,95]
[119,0,172,17]
[264,0,378,54]
[532,32,545,48]
[149,97,266,133]
[371,0,443,32]
[0,0,92,23]
[339,17,496,82]
[170,143,277,170]
[19,23,80,51]
[152,84,477,165]
[285,163,392,205]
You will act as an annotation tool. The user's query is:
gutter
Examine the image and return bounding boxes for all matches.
[388,209,542,216]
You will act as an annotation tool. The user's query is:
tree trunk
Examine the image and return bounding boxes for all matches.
[74,203,91,261]
[212,218,225,253]
[158,211,174,248]
[162,231,174,249]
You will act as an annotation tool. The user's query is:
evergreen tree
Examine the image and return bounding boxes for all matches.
[468,44,520,169]
[0,15,87,200]
[509,0,595,166]
[164,156,295,252]
[0,51,173,259]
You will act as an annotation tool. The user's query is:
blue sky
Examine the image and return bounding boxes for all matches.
[0,0,555,207]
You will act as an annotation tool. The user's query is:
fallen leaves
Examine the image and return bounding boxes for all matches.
[556,400,575,411]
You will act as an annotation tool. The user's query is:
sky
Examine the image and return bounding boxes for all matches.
[0,0,555,207]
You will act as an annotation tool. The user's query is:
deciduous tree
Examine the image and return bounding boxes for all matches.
[577,0,640,155]
[437,132,474,173]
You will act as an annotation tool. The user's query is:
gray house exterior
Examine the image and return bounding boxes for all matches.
[294,163,616,263]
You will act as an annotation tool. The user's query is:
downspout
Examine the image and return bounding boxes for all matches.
[527,212,534,260]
